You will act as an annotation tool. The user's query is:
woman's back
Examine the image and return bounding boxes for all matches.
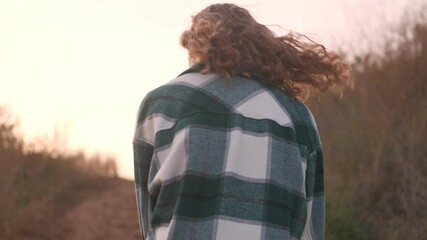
[133,67,324,240]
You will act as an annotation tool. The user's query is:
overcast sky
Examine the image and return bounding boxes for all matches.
[0,0,424,178]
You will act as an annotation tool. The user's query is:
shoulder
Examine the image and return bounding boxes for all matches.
[133,71,229,146]
[265,87,321,148]
[136,72,229,124]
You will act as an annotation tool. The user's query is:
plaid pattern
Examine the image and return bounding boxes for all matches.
[134,65,324,240]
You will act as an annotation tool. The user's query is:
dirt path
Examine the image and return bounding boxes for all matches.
[61,179,142,240]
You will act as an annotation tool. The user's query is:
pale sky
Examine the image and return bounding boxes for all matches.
[0,0,423,179]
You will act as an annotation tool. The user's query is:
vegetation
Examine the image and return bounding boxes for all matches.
[0,108,117,239]
[1,4,426,240]
[308,8,427,240]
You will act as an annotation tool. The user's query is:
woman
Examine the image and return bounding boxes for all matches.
[134,3,350,240]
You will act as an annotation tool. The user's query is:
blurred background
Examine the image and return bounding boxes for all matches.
[0,0,426,239]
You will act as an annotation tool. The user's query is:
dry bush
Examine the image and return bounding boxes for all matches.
[0,107,118,239]
[355,20,427,239]
[307,9,427,240]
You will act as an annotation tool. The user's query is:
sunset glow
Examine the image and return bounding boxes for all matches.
[0,0,423,178]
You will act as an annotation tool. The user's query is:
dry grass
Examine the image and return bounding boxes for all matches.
[1,5,426,240]
[307,11,427,240]
[0,108,118,239]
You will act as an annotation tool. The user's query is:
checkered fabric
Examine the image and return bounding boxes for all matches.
[133,65,324,240]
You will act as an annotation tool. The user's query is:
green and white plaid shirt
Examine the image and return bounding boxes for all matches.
[133,65,324,240]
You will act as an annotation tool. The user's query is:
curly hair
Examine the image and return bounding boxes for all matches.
[180,3,351,98]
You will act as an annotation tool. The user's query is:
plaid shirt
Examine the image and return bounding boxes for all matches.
[133,65,324,240]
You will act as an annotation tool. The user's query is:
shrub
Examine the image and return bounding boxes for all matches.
[308,10,427,240]
[0,107,117,239]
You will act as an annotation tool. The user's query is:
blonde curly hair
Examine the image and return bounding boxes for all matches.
[180,3,351,98]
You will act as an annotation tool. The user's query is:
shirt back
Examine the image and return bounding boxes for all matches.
[133,66,324,240]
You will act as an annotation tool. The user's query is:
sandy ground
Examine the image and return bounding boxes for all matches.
[61,179,142,240]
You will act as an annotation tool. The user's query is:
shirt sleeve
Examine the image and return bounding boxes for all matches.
[300,146,324,240]
[312,147,325,240]
[300,105,325,240]
[133,95,155,239]
[133,141,154,239]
